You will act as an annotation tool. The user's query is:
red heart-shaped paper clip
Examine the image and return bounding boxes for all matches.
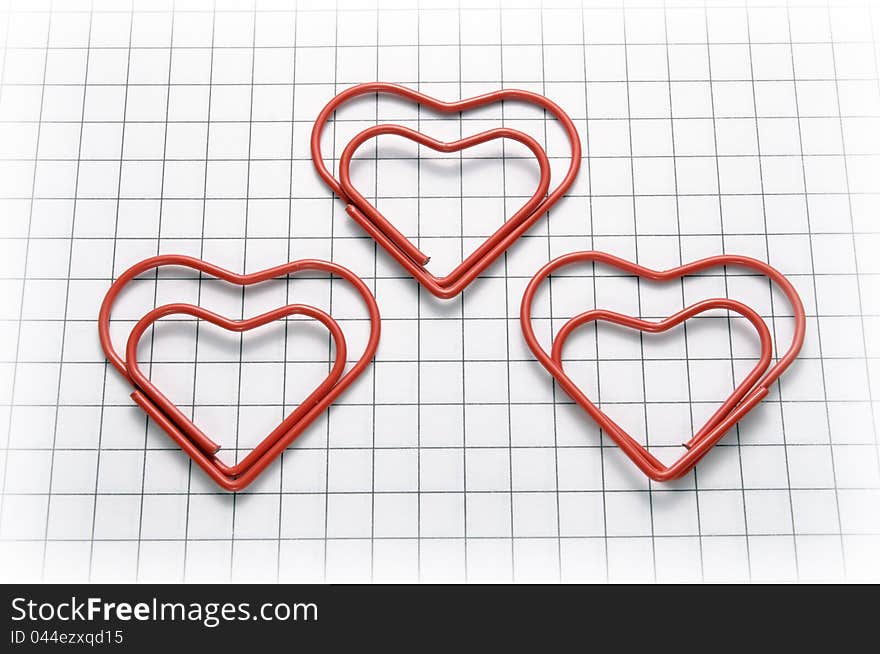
[520,251,806,482]
[311,82,581,299]
[98,255,381,492]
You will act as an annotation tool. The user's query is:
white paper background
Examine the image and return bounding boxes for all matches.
[0,0,878,583]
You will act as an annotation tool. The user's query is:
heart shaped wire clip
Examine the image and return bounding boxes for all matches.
[520,251,806,482]
[311,82,582,299]
[99,255,381,491]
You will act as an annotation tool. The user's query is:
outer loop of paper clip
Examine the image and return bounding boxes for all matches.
[98,255,381,492]
[310,82,582,299]
[519,251,806,482]
[338,124,551,298]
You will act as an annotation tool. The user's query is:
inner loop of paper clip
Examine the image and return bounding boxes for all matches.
[125,302,348,467]
[550,298,774,451]
[338,123,551,294]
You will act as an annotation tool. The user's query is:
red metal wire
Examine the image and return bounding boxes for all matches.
[519,251,807,482]
[98,255,381,492]
[311,82,582,299]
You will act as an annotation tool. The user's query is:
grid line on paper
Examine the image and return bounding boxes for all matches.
[321,6,339,584]
[3,400,878,410]
[136,0,177,582]
[507,2,528,583]
[744,6,776,580]
[415,23,422,583]
[499,2,512,583]
[369,7,378,583]
[6,41,880,50]
[3,112,880,120]
[0,479,877,492]
[1,192,879,199]
[832,5,880,476]
[278,0,298,586]
[706,3,755,580]
[42,1,92,579]
[227,0,256,583]
[6,6,880,14]
[2,354,872,365]
[88,2,133,582]
[539,6,564,583]
[623,4,658,583]
[581,0,610,585]
[0,0,53,565]
[782,3,837,576]
[2,483,879,495]
[83,1,107,580]
[457,7,468,583]
[5,532,879,540]
[0,273,877,286]
[183,0,217,584]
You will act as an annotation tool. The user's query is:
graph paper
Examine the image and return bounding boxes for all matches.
[0,0,878,583]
